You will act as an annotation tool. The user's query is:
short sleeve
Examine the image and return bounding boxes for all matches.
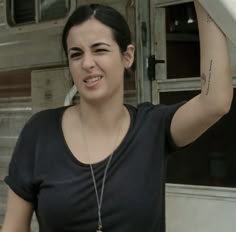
[4,116,38,204]
[135,101,186,155]
[162,101,186,154]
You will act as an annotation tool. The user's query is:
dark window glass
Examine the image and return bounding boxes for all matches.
[40,0,70,21]
[13,0,35,24]
[160,90,236,188]
[8,0,70,26]
[165,3,200,79]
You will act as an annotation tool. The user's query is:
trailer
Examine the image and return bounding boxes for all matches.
[0,0,236,231]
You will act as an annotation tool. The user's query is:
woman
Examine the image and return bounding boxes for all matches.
[2,1,232,231]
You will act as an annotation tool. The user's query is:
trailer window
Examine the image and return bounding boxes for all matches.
[7,0,71,26]
[39,0,70,21]
[165,3,200,79]
[11,0,35,24]
[160,90,236,188]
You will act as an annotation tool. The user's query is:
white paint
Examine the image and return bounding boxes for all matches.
[166,184,236,232]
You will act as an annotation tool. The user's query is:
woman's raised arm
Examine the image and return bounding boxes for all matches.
[170,0,233,147]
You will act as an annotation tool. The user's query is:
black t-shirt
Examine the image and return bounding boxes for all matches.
[5,102,183,232]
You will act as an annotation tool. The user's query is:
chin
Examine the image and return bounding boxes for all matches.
[81,85,123,104]
[81,93,108,104]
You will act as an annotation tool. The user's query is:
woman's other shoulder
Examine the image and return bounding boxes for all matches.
[22,106,69,134]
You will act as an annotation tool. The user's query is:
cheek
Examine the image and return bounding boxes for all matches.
[107,57,125,74]
[69,63,81,80]
[112,63,126,79]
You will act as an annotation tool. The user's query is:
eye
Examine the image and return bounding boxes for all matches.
[95,48,108,53]
[70,52,82,59]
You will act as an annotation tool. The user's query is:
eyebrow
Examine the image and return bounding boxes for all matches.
[68,47,82,53]
[91,42,111,48]
[68,42,111,53]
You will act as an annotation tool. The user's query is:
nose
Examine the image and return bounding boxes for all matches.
[81,52,95,70]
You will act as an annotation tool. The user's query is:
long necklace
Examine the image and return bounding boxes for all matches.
[79,108,124,232]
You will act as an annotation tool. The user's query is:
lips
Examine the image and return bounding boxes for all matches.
[84,76,102,83]
[83,74,103,87]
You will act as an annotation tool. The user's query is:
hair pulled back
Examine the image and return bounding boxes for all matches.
[62,4,132,57]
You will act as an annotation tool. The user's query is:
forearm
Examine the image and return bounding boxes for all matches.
[1,226,31,232]
[194,0,233,114]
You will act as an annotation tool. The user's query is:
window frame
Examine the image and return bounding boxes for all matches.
[4,0,76,33]
[150,0,236,104]
[150,0,236,188]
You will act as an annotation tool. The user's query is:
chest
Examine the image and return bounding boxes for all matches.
[62,117,130,165]
[34,108,168,231]
[35,143,166,231]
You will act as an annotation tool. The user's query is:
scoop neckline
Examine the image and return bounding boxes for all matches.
[58,104,134,168]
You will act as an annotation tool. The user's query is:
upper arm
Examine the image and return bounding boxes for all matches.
[170,1,233,148]
[170,94,226,147]
[2,188,34,232]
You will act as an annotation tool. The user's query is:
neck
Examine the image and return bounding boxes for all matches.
[78,97,126,132]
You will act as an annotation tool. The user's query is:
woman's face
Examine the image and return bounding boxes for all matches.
[66,18,134,104]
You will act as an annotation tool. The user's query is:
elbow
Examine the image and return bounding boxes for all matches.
[201,86,233,118]
[223,97,233,114]
[201,93,233,120]
[220,87,233,115]
[213,94,233,117]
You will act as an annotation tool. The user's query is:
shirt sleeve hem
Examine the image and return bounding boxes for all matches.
[166,101,188,153]
[4,176,36,203]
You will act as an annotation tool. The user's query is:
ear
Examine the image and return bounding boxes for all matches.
[123,44,135,68]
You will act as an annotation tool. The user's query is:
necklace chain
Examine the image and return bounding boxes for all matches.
[90,153,113,230]
[79,107,124,231]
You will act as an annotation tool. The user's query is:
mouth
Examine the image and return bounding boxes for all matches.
[84,76,102,84]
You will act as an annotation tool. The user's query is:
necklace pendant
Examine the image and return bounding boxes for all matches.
[97,224,103,232]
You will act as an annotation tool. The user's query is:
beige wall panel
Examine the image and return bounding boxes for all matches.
[0,0,136,71]
[0,28,65,71]
[0,3,4,24]
[166,184,236,232]
[0,97,32,228]
[31,68,73,113]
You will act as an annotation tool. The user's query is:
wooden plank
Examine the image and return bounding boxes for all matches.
[0,137,17,148]
[0,153,12,168]
[151,7,167,81]
[31,67,72,112]
[0,114,30,137]
[0,180,8,196]
[0,96,31,108]
[0,167,8,180]
[0,181,7,228]
[0,28,65,71]
[0,3,4,24]
[153,0,192,7]
[0,69,31,97]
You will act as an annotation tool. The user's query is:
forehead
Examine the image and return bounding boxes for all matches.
[67,18,116,48]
